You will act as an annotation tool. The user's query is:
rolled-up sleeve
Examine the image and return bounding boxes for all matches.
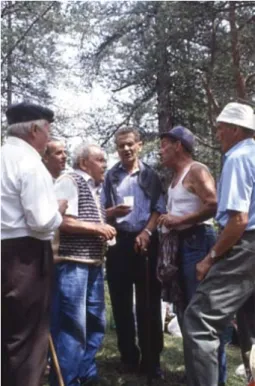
[152,193,167,214]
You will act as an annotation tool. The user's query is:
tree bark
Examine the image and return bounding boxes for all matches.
[229,2,246,99]
[7,5,12,106]
[154,4,172,134]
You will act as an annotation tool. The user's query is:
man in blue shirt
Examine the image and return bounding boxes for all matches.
[102,127,166,379]
[182,102,255,386]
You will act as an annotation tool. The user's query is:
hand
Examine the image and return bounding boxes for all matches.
[112,204,132,218]
[196,255,213,281]
[95,224,117,240]
[58,199,68,215]
[157,214,183,229]
[134,230,150,254]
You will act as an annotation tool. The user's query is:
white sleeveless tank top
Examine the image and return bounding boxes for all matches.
[167,162,212,230]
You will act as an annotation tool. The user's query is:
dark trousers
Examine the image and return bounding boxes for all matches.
[1,237,53,386]
[177,225,227,384]
[106,231,163,370]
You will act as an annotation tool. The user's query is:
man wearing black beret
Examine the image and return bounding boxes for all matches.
[1,102,68,386]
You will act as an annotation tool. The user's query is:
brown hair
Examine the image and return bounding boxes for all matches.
[114,126,141,143]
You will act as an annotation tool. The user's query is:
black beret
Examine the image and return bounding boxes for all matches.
[6,102,54,125]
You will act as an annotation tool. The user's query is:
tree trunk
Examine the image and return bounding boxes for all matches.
[154,4,172,134]
[229,2,246,99]
[7,5,12,106]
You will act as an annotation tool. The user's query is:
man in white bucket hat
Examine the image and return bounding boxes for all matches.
[182,102,255,386]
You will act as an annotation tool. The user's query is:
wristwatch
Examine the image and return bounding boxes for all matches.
[144,228,152,237]
[209,249,217,260]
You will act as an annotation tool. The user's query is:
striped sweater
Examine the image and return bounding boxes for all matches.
[59,172,105,261]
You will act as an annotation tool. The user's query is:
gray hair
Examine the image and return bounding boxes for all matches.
[72,143,102,169]
[7,119,48,137]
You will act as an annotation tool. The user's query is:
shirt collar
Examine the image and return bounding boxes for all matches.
[118,162,140,175]
[7,136,41,160]
[225,138,255,158]
[74,168,96,188]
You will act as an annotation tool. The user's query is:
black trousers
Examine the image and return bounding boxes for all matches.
[106,230,163,370]
[1,237,53,386]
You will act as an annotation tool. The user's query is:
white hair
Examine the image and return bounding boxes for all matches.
[72,143,102,169]
[7,119,48,137]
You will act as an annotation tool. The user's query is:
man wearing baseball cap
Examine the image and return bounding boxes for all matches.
[1,102,67,386]
[182,102,255,386]
[158,125,227,385]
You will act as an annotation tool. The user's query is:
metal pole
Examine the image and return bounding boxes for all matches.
[49,334,65,386]
[145,254,152,386]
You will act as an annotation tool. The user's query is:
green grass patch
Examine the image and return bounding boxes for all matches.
[44,283,245,385]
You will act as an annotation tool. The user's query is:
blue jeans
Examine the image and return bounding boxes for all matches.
[178,224,227,385]
[49,263,105,386]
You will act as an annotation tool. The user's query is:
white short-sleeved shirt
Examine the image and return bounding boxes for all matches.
[54,169,100,217]
[1,137,62,240]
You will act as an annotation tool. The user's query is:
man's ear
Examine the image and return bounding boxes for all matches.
[30,123,37,138]
[79,158,88,171]
[43,153,49,163]
[138,141,143,152]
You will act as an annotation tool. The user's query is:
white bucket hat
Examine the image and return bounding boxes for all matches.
[216,102,255,131]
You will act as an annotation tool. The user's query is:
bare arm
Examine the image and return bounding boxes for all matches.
[196,211,248,280]
[60,215,116,240]
[158,164,217,229]
[181,164,217,224]
[209,211,247,257]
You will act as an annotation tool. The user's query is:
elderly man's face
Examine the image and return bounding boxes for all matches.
[215,122,237,153]
[44,141,67,178]
[159,137,177,168]
[34,121,51,155]
[83,148,107,185]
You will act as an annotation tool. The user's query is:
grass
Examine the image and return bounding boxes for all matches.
[44,284,246,386]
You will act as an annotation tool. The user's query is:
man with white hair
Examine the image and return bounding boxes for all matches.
[50,143,116,386]
[1,102,67,386]
[182,102,255,386]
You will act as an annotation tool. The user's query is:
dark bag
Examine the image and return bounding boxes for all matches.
[157,229,183,305]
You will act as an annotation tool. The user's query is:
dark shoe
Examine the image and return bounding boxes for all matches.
[139,365,165,380]
[81,377,110,386]
[116,362,139,374]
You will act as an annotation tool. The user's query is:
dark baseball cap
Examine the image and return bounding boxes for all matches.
[160,126,195,152]
[6,102,54,125]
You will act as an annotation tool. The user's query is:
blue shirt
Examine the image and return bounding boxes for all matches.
[102,165,166,232]
[216,138,255,230]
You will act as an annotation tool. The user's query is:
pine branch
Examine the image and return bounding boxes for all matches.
[2,2,55,65]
